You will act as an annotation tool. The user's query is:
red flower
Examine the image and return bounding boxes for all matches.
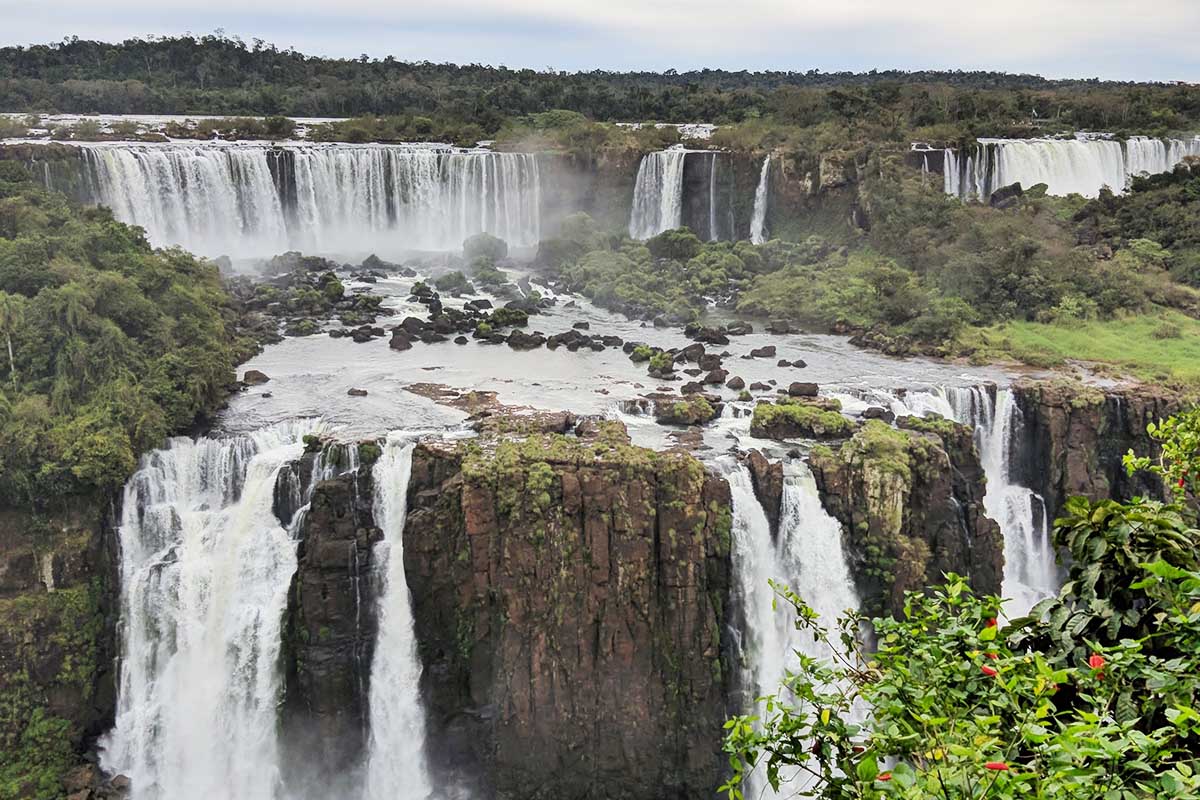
[985,618,997,628]
[981,665,998,677]
[1179,477,1186,488]
[877,772,892,782]
[985,652,999,661]
[984,762,1009,771]
[1088,654,1106,670]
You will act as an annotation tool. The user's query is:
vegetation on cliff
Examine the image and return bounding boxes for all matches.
[725,409,1200,799]
[0,163,246,506]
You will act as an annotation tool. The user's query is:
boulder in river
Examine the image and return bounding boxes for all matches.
[788,382,819,398]
[243,370,270,385]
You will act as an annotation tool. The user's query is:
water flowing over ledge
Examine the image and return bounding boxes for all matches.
[749,155,770,245]
[70,141,542,257]
[943,135,1200,200]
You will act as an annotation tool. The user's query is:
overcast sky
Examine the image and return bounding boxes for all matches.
[2,0,1197,82]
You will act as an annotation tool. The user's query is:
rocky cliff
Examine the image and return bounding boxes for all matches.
[810,417,1004,618]
[281,460,380,794]
[400,422,733,800]
[1011,379,1188,519]
[0,499,119,799]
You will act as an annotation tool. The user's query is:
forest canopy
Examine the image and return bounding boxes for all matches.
[0,162,247,506]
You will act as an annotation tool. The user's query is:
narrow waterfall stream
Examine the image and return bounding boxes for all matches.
[363,434,434,800]
[100,420,332,800]
[726,461,862,797]
[945,387,1059,617]
[749,155,770,244]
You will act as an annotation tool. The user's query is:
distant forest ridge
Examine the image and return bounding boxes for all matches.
[2,34,1199,137]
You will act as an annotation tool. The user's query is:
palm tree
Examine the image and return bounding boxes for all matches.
[0,291,24,389]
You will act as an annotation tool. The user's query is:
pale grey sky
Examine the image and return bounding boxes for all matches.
[1,0,1196,81]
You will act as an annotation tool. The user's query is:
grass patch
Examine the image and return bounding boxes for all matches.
[960,309,1200,387]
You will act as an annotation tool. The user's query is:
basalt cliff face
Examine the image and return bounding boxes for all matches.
[810,417,1004,618]
[0,499,119,799]
[1011,380,1187,518]
[400,425,734,799]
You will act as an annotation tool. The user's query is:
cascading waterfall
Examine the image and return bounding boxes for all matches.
[74,142,542,257]
[628,148,688,239]
[944,387,1058,617]
[888,386,1059,617]
[726,461,861,796]
[363,434,434,800]
[944,135,1200,200]
[100,419,339,800]
[749,155,770,245]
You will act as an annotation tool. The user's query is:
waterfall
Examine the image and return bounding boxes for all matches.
[944,135,1200,200]
[707,153,719,242]
[363,434,434,800]
[628,148,688,239]
[749,155,770,245]
[726,461,861,797]
[944,388,1058,617]
[74,142,542,257]
[100,419,337,800]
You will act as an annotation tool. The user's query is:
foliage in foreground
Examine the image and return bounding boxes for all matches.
[723,409,1200,799]
[0,163,245,506]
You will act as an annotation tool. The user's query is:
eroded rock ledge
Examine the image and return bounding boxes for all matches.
[811,417,1003,619]
[402,421,734,799]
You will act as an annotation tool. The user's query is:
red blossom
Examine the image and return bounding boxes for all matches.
[981,665,998,677]
[985,618,997,628]
[877,772,892,782]
[985,652,999,661]
[1088,654,1106,670]
[984,762,1009,771]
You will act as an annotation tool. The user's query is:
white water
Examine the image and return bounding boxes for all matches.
[628,148,688,239]
[726,461,861,797]
[76,142,542,257]
[839,385,1060,618]
[944,387,1058,617]
[749,155,771,245]
[944,135,1200,200]
[363,434,434,800]
[100,419,333,800]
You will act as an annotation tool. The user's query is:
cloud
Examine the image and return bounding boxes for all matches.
[1,0,1196,80]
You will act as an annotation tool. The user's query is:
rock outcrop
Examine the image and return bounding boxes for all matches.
[1011,380,1188,519]
[401,422,734,799]
[282,463,380,792]
[0,499,120,798]
[810,418,1003,618]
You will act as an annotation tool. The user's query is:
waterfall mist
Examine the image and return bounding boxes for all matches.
[76,142,542,258]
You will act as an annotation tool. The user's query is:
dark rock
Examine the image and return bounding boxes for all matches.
[389,330,414,351]
[680,342,706,363]
[703,369,728,385]
[698,353,723,371]
[989,181,1024,209]
[454,336,469,345]
[767,320,792,334]
[347,388,368,397]
[862,407,895,423]
[747,450,783,534]
[572,321,590,330]
[788,382,819,397]
[506,330,546,350]
[726,321,753,335]
[749,382,772,392]
[726,376,746,391]
[749,346,776,358]
[793,359,808,369]
[243,369,270,385]
[680,381,705,394]
[777,359,790,368]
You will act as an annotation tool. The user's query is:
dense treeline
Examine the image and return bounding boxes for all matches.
[0,162,248,506]
[4,35,1200,139]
